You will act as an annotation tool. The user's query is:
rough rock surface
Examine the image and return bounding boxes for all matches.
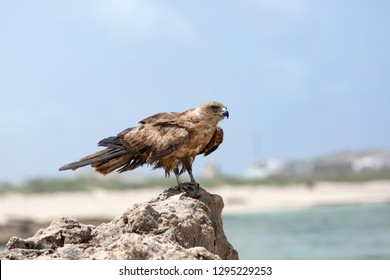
[0,184,239,260]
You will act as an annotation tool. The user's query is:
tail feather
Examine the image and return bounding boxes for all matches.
[59,131,150,175]
[59,148,128,172]
[98,136,123,149]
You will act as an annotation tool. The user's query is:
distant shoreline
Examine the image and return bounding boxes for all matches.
[220,181,390,214]
[1,181,389,222]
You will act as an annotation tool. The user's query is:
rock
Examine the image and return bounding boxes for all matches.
[0,184,239,260]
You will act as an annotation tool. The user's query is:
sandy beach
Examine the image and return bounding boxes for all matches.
[1,181,390,223]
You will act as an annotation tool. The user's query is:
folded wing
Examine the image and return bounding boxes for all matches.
[199,126,224,156]
[59,113,190,175]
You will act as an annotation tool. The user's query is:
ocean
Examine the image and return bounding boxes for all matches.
[223,203,390,260]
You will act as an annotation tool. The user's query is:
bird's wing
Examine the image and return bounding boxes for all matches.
[199,126,224,156]
[148,126,189,162]
[139,111,183,125]
[123,121,189,163]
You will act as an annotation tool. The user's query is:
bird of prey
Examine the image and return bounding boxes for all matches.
[59,101,229,186]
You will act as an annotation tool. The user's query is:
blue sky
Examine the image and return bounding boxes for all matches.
[1,0,389,182]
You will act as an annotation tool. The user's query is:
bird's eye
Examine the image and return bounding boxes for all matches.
[209,105,219,110]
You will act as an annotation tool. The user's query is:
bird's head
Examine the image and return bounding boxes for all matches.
[198,101,229,122]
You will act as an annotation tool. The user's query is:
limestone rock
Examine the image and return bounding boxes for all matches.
[0,184,239,260]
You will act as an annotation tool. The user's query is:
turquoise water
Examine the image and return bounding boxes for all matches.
[223,203,390,260]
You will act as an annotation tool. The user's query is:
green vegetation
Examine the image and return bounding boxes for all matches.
[0,176,176,194]
[1,168,390,195]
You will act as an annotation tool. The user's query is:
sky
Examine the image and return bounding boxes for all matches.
[1,0,389,182]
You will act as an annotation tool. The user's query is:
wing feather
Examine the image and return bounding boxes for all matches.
[122,122,189,163]
[148,127,189,161]
[139,112,183,125]
[199,126,224,156]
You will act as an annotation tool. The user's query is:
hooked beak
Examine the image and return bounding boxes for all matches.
[222,108,229,119]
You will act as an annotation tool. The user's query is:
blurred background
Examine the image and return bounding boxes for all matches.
[1,0,390,259]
